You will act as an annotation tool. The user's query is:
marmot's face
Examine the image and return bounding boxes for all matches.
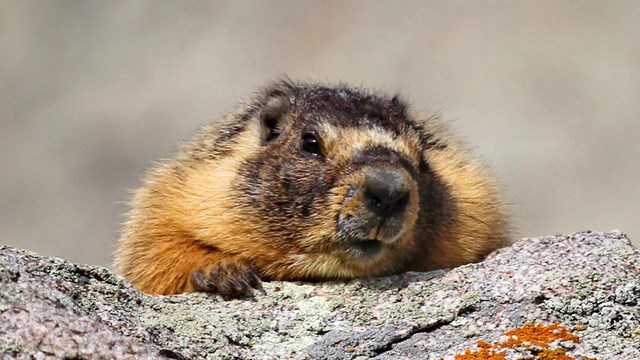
[235,84,442,276]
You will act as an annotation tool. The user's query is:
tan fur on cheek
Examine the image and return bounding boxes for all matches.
[333,173,363,218]
[419,145,508,268]
[177,124,262,235]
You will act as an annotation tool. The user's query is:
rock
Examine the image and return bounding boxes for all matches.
[1,231,639,359]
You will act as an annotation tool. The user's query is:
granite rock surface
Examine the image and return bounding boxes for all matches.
[1,231,639,359]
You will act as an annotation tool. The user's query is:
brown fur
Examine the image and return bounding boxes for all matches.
[113,80,509,297]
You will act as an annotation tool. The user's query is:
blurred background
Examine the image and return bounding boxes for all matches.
[1,1,639,267]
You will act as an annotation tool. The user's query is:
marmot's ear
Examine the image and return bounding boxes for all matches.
[260,94,292,144]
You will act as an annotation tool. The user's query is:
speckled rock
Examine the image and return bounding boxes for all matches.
[1,231,639,359]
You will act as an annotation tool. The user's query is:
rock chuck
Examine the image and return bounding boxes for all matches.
[114,80,509,297]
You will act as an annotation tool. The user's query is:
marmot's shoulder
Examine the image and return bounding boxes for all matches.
[114,80,509,297]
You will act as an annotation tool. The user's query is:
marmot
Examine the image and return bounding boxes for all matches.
[114,80,509,297]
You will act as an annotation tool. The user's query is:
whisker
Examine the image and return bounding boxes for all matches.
[459,212,490,229]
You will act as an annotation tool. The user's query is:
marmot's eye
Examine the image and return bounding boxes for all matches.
[301,133,322,157]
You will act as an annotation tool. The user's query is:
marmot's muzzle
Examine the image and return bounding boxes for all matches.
[337,165,415,258]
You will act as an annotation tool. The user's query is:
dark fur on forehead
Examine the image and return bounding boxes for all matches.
[255,80,427,143]
[185,80,437,162]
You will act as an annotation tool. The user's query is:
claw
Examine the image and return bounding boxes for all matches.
[190,259,263,298]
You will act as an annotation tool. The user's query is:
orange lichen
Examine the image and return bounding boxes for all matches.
[454,323,588,360]
[454,348,506,360]
[534,348,573,360]
[501,323,581,349]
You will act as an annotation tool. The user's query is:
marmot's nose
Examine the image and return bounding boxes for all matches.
[363,168,410,218]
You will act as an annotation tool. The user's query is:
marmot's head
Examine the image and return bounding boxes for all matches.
[253,82,427,250]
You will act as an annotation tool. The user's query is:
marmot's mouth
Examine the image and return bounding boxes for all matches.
[347,238,384,259]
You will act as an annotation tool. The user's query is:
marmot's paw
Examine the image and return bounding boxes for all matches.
[190,259,262,298]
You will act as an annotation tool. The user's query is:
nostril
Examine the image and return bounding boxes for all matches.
[363,168,411,217]
[386,190,409,217]
[365,190,384,208]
